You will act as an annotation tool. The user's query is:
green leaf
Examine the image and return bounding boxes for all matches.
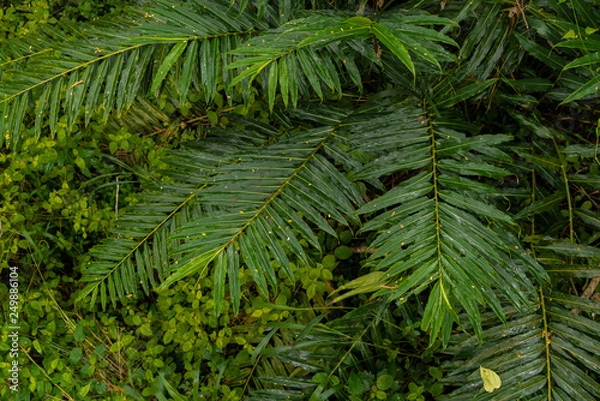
[436,79,496,108]
[297,17,370,48]
[160,252,216,289]
[438,159,510,179]
[278,56,289,108]
[49,77,64,135]
[538,242,600,258]
[79,383,92,398]
[560,75,600,104]
[348,372,366,395]
[179,40,198,104]
[297,48,324,99]
[73,322,85,342]
[201,38,219,103]
[227,243,241,315]
[150,41,188,95]
[69,347,83,364]
[214,251,227,316]
[102,53,123,124]
[575,209,600,229]
[266,62,278,112]
[287,54,299,107]
[329,271,387,304]
[334,245,353,260]
[372,22,415,77]
[563,52,600,70]
[85,60,107,125]
[515,191,565,219]
[515,33,567,71]
[376,374,394,391]
[251,327,278,364]
[115,49,137,117]
[241,225,275,297]
[439,190,514,224]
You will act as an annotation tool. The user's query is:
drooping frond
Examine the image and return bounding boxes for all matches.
[345,98,549,344]
[0,0,268,148]
[228,11,457,110]
[76,122,275,309]
[0,0,460,150]
[78,112,364,312]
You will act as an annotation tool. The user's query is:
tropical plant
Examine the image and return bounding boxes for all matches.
[1,0,599,399]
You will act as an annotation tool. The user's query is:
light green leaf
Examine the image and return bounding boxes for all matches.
[329,271,387,304]
[480,366,502,392]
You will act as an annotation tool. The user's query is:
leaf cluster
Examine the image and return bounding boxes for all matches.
[1,0,599,399]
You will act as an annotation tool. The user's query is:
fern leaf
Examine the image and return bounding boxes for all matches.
[80,116,363,312]
[0,0,265,148]
[228,12,455,102]
[349,99,547,344]
[160,125,363,311]
[442,292,600,400]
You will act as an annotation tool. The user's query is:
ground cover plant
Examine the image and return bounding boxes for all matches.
[0,0,599,399]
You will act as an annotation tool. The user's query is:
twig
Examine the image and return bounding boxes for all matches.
[115,176,119,221]
[571,275,600,315]
[350,245,375,254]
[581,276,600,299]
[22,349,75,401]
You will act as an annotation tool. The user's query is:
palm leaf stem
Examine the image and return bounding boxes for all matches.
[429,106,452,313]
[552,137,575,243]
[0,48,53,68]
[540,287,552,400]
[0,43,145,105]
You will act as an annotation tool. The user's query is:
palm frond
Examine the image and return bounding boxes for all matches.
[245,299,424,400]
[76,125,271,310]
[345,98,548,344]
[78,112,365,312]
[441,291,600,400]
[228,11,457,109]
[0,0,267,149]
[160,122,364,314]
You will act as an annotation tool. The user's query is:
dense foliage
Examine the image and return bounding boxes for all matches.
[0,0,599,400]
